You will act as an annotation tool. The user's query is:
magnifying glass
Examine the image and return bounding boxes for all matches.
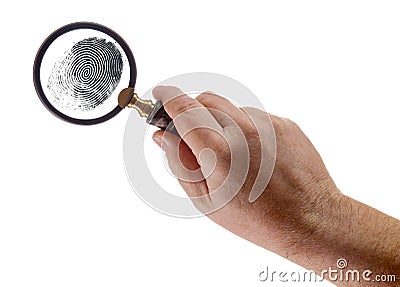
[33,21,173,130]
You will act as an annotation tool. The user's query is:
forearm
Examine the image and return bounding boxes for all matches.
[279,192,400,286]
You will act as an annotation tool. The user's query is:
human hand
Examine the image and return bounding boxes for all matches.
[151,85,338,249]
[152,86,399,286]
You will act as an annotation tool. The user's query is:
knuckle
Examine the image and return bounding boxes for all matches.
[169,96,199,116]
[196,92,214,103]
[271,115,296,130]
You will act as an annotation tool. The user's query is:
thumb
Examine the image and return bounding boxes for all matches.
[152,130,209,198]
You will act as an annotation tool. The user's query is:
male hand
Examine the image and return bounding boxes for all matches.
[152,86,399,286]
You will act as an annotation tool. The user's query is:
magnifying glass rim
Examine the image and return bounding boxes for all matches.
[33,21,137,125]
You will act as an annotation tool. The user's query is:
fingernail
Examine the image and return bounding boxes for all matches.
[152,133,162,148]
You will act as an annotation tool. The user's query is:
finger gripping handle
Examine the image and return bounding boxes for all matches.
[146,101,178,135]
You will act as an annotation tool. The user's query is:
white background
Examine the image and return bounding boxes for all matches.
[1,1,399,286]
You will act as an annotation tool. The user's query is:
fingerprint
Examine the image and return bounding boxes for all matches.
[47,37,123,111]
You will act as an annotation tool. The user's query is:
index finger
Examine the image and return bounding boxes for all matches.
[152,86,224,157]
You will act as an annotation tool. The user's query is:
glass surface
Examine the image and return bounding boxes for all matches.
[39,29,130,120]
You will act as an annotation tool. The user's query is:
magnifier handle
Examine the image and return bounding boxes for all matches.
[146,101,178,135]
[118,88,178,135]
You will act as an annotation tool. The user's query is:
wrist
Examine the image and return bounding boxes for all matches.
[279,186,345,266]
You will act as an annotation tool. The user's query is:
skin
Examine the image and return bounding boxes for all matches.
[151,86,400,286]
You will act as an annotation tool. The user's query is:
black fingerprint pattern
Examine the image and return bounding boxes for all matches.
[47,37,123,112]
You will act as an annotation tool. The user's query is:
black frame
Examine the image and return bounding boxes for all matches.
[33,22,137,125]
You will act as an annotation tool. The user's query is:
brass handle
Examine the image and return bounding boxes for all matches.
[118,88,176,133]
[118,87,154,118]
